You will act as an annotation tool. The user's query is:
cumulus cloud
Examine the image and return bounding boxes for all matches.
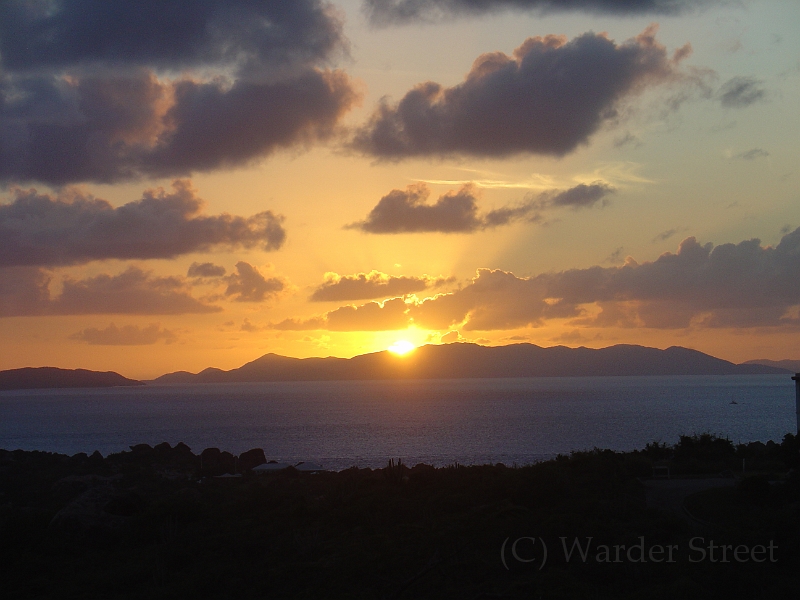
[718,76,766,108]
[0,266,219,317]
[69,323,177,345]
[363,0,720,25]
[270,298,411,331]
[0,0,360,184]
[224,262,287,303]
[310,270,452,301]
[0,180,286,267]
[250,228,800,333]
[407,227,800,330]
[187,262,227,278]
[348,182,613,233]
[352,26,689,158]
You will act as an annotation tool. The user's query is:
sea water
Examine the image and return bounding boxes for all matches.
[0,375,794,470]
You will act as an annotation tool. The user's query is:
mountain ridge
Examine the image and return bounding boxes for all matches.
[152,343,791,384]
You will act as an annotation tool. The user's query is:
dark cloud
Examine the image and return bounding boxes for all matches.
[363,0,720,25]
[0,180,285,268]
[718,76,766,108]
[0,1,360,184]
[224,262,286,303]
[348,184,482,233]
[0,69,360,185]
[0,266,220,317]
[310,270,452,301]
[69,322,177,345]
[406,227,800,330]
[348,182,613,233]
[0,0,345,74]
[188,262,227,278]
[352,27,688,159]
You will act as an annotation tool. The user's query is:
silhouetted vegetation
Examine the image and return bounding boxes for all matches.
[1,435,798,599]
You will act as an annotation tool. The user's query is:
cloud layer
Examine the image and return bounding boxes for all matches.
[352,27,688,159]
[310,270,452,301]
[271,298,411,331]
[70,323,177,345]
[0,266,219,317]
[0,0,360,184]
[270,227,800,332]
[363,0,719,25]
[348,182,613,233]
[0,180,285,267]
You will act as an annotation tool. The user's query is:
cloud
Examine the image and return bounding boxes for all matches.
[405,227,800,330]
[550,329,589,344]
[733,148,769,161]
[310,270,452,301]
[653,228,679,242]
[255,227,800,333]
[348,182,613,233]
[188,262,227,278]
[69,323,177,345]
[348,184,482,233]
[0,180,286,267]
[363,0,720,26]
[718,76,766,108]
[439,330,464,344]
[0,266,220,317]
[270,298,412,331]
[353,26,688,158]
[224,262,287,303]
[0,1,346,74]
[0,1,360,184]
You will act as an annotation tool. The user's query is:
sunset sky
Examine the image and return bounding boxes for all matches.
[1,0,798,379]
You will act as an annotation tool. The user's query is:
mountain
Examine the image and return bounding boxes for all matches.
[153,343,791,384]
[0,367,143,391]
[743,358,800,374]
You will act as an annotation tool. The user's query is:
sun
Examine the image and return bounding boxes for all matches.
[388,340,416,355]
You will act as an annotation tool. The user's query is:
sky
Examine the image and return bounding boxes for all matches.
[0,0,798,379]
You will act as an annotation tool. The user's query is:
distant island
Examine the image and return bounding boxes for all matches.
[154,343,790,385]
[0,367,143,391]
[744,358,800,373]
[2,344,790,391]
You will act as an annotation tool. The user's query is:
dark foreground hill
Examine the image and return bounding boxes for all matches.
[1,435,798,599]
[0,367,143,391]
[155,343,790,384]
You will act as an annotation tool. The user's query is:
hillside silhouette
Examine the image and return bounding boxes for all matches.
[155,343,789,384]
[0,367,143,391]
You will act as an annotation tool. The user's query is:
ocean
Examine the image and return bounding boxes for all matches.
[0,375,795,470]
